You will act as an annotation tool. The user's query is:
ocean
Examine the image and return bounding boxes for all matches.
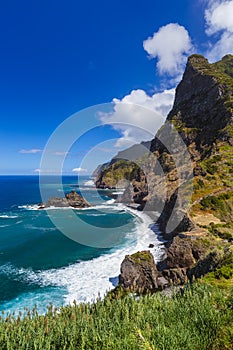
[0,175,164,315]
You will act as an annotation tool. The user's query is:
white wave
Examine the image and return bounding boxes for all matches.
[5,207,165,306]
[83,180,95,187]
[0,215,18,219]
[105,199,115,204]
[24,224,57,232]
[84,213,107,217]
[18,204,41,210]
[112,191,124,195]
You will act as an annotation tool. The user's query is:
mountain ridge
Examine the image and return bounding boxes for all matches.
[95,53,233,290]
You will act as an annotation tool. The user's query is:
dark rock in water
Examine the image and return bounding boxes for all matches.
[119,251,159,293]
[149,243,154,248]
[45,197,69,208]
[44,190,91,208]
[65,190,91,208]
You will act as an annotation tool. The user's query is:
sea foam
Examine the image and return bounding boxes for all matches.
[5,205,164,306]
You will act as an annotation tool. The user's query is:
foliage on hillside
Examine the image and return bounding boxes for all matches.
[0,283,232,350]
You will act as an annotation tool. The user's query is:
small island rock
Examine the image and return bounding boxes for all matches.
[44,190,91,208]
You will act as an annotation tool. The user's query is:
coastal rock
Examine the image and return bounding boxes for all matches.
[44,190,91,208]
[119,251,159,293]
[164,236,196,269]
[161,268,188,286]
[45,197,69,208]
[187,250,222,281]
[65,190,91,208]
[156,235,210,286]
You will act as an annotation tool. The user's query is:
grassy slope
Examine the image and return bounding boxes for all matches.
[0,283,232,350]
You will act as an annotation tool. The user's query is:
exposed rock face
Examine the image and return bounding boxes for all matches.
[164,236,196,269]
[45,197,69,208]
[96,54,233,239]
[187,250,222,281]
[44,190,91,208]
[157,235,210,286]
[119,251,159,293]
[97,54,233,291]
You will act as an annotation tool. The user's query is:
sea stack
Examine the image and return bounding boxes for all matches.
[43,190,91,208]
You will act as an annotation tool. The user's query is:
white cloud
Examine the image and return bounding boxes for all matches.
[143,23,193,78]
[205,0,233,61]
[205,0,233,35]
[19,149,43,154]
[34,169,41,173]
[207,31,233,61]
[99,88,175,147]
[72,167,87,173]
[19,149,69,157]
[51,151,69,156]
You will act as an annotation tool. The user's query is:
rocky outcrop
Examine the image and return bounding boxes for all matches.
[157,235,211,286]
[44,190,91,208]
[119,251,159,293]
[187,250,222,281]
[118,239,225,292]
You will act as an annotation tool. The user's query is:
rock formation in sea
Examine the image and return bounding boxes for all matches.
[42,190,91,208]
[96,54,233,291]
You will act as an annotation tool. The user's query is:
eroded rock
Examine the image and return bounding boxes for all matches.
[44,190,91,208]
[119,251,159,293]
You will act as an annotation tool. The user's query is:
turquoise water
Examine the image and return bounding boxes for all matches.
[0,176,162,314]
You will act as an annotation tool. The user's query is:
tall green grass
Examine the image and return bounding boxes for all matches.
[0,283,232,349]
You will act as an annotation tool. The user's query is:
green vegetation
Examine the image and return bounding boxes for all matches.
[0,283,232,350]
[130,250,152,263]
[204,246,233,289]
[199,192,233,222]
[99,159,139,187]
[207,222,233,241]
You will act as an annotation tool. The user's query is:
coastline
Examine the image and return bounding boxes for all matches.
[0,179,166,314]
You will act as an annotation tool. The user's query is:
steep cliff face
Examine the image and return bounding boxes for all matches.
[96,54,233,290]
[165,54,233,154]
[149,54,233,238]
[96,54,233,240]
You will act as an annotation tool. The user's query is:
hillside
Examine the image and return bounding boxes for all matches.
[94,141,151,189]
[95,54,233,288]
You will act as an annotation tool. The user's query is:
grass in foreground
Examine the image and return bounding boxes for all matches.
[0,283,232,350]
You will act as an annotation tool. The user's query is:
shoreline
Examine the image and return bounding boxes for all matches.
[0,194,166,315]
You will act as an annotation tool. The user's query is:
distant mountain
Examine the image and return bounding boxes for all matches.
[93,141,151,189]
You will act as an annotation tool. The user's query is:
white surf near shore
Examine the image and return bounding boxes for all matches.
[10,203,165,306]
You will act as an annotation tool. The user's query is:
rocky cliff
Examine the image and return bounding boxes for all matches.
[96,54,233,290]
[96,54,233,237]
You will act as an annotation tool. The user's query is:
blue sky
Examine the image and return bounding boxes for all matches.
[0,0,232,174]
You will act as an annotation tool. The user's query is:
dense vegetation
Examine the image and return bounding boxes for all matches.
[0,283,232,350]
